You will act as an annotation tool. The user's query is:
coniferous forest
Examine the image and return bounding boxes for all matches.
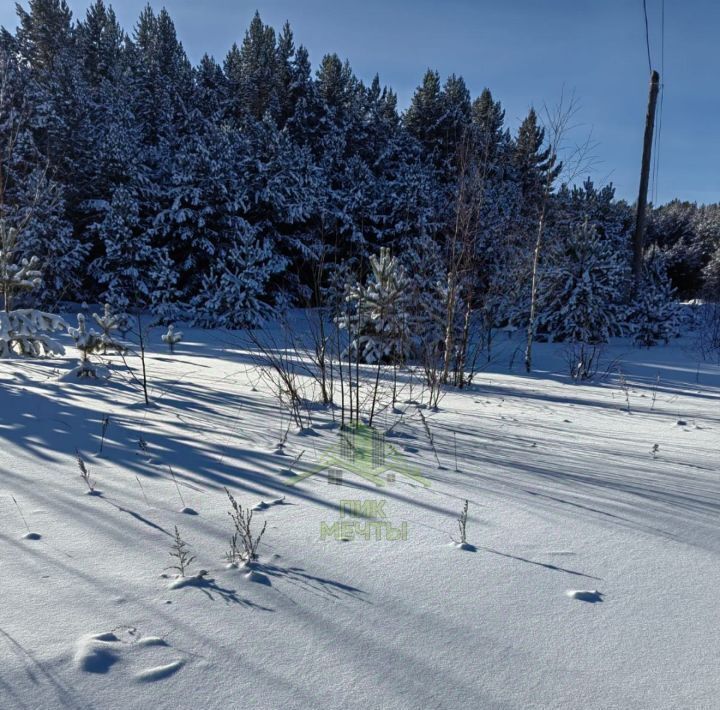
[4,5,720,708]
[2,1,719,341]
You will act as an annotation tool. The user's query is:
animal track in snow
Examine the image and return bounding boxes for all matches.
[74,627,186,682]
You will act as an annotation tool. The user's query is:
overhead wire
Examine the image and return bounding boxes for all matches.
[642,0,653,74]
[653,0,665,205]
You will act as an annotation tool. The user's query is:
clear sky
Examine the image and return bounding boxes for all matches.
[2,0,717,205]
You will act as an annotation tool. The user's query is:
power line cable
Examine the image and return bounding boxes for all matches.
[642,0,653,73]
[650,0,665,204]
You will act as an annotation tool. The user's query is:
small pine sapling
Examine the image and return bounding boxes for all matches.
[68,313,103,377]
[224,487,267,564]
[167,526,195,577]
[161,324,183,353]
[92,303,126,355]
[116,312,131,340]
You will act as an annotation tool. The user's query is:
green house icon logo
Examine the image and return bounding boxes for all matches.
[286,423,429,488]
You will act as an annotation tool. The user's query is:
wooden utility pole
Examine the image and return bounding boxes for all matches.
[632,70,660,285]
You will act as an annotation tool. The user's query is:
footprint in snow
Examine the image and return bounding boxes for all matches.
[74,628,185,682]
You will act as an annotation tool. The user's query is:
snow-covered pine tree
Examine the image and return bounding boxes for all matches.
[345,247,413,363]
[537,220,629,344]
[0,38,85,305]
[191,218,284,328]
[702,244,720,302]
[0,221,65,357]
[404,69,471,177]
[91,184,176,314]
[629,250,680,347]
[400,230,452,355]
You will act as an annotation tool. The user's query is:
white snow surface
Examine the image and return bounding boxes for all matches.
[1,312,719,709]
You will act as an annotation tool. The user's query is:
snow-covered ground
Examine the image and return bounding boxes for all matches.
[1,314,719,709]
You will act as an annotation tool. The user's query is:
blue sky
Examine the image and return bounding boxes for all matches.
[2,0,717,205]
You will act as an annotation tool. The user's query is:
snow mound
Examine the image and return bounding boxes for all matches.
[244,569,272,586]
[74,632,121,673]
[168,571,208,590]
[134,660,184,682]
[252,495,285,511]
[451,541,477,552]
[136,637,168,648]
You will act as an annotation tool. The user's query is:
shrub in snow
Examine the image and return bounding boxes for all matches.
[563,342,603,382]
[629,252,681,347]
[456,499,468,545]
[0,222,66,357]
[161,324,182,353]
[537,221,629,344]
[76,450,98,494]
[167,526,195,577]
[224,487,267,564]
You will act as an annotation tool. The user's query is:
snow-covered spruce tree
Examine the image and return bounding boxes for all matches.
[629,251,680,347]
[344,248,413,364]
[0,221,65,357]
[537,220,629,344]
